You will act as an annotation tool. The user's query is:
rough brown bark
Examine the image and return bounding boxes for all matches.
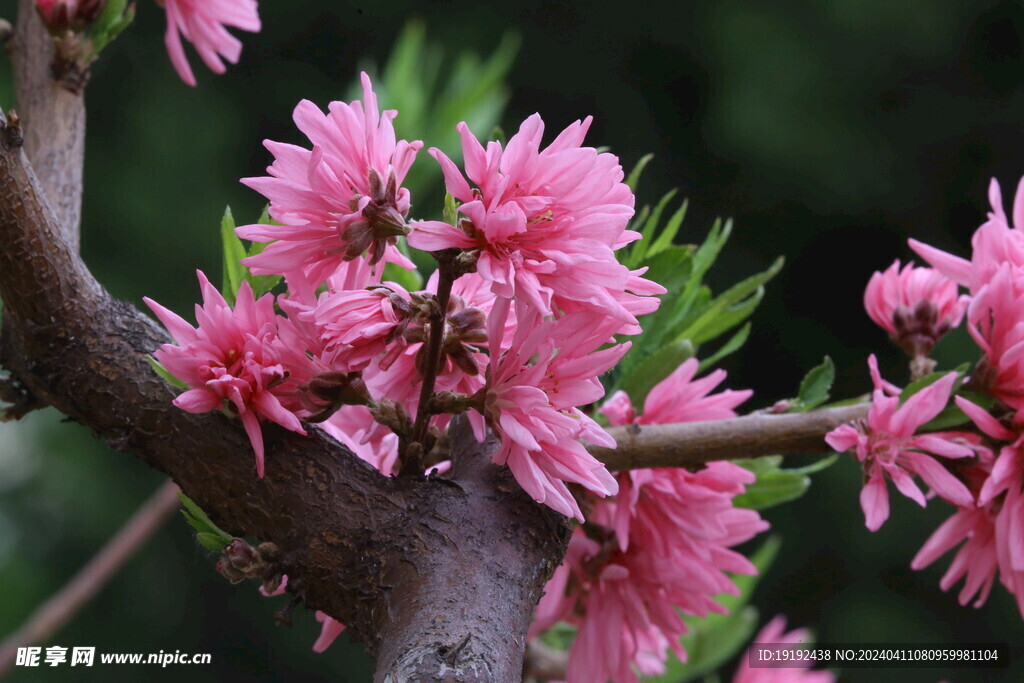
[9,0,85,243]
[0,4,867,679]
[0,111,568,680]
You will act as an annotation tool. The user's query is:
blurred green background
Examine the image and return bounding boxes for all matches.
[2,0,1024,681]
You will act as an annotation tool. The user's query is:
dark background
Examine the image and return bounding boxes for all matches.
[1,0,1024,680]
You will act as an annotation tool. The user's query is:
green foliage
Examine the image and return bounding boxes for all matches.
[220,206,283,304]
[146,355,187,390]
[609,178,782,405]
[88,0,135,59]
[350,20,519,206]
[733,454,838,511]
[643,536,782,683]
[178,493,234,553]
[787,356,835,412]
[625,153,655,191]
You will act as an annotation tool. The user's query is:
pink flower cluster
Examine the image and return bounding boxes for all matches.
[147,76,664,522]
[529,359,767,682]
[147,78,682,664]
[835,176,1024,617]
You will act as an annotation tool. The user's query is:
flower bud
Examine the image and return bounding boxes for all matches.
[864,261,967,357]
[36,0,107,34]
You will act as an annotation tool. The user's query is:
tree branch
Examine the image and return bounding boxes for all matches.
[10,0,85,243]
[0,480,181,674]
[591,403,868,471]
[0,108,569,679]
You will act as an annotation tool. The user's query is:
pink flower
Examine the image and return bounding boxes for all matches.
[863,260,967,356]
[312,612,346,653]
[144,271,305,477]
[825,356,976,531]
[304,282,412,371]
[965,264,1024,413]
[321,405,400,475]
[162,0,261,87]
[600,357,752,427]
[484,308,626,520]
[408,115,663,328]
[935,396,1024,615]
[35,0,104,31]
[532,463,767,683]
[238,74,422,289]
[910,177,1024,294]
[530,365,766,681]
[732,616,835,683]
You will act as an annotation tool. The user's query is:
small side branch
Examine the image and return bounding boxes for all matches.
[592,403,869,471]
[0,480,181,675]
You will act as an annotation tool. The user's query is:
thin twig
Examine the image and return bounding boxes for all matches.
[404,268,455,474]
[591,403,869,471]
[0,479,181,676]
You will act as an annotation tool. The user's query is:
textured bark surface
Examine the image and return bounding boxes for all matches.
[0,112,569,680]
[10,0,85,243]
[0,5,867,679]
[595,403,868,470]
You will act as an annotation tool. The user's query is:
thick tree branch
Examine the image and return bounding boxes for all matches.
[0,109,568,680]
[10,0,85,243]
[591,403,868,471]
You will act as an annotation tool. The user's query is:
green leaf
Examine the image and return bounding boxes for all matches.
[698,323,751,374]
[625,153,655,191]
[383,262,424,292]
[146,355,187,390]
[649,199,690,257]
[786,454,838,476]
[443,192,459,226]
[733,454,838,511]
[178,493,233,552]
[619,339,695,406]
[735,455,784,474]
[898,362,970,405]
[88,0,135,57]
[733,471,811,511]
[220,207,246,305]
[195,532,230,553]
[677,257,783,344]
[790,356,835,412]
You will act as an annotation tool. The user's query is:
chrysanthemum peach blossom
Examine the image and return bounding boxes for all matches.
[144,271,304,477]
[161,0,261,87]
[408,114,663,328]
[732,616,835,683]
[910,177,1024,294]
[825,356,975,531]
[238,73,422,289]
[484,308,626,520]
[965,264,1024,414]
[943,396,1024,615]
[529,360,765,682]
[863,260,967,357]
[601,357,752,428]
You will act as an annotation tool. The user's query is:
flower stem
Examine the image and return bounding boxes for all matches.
[403,265,455,475]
